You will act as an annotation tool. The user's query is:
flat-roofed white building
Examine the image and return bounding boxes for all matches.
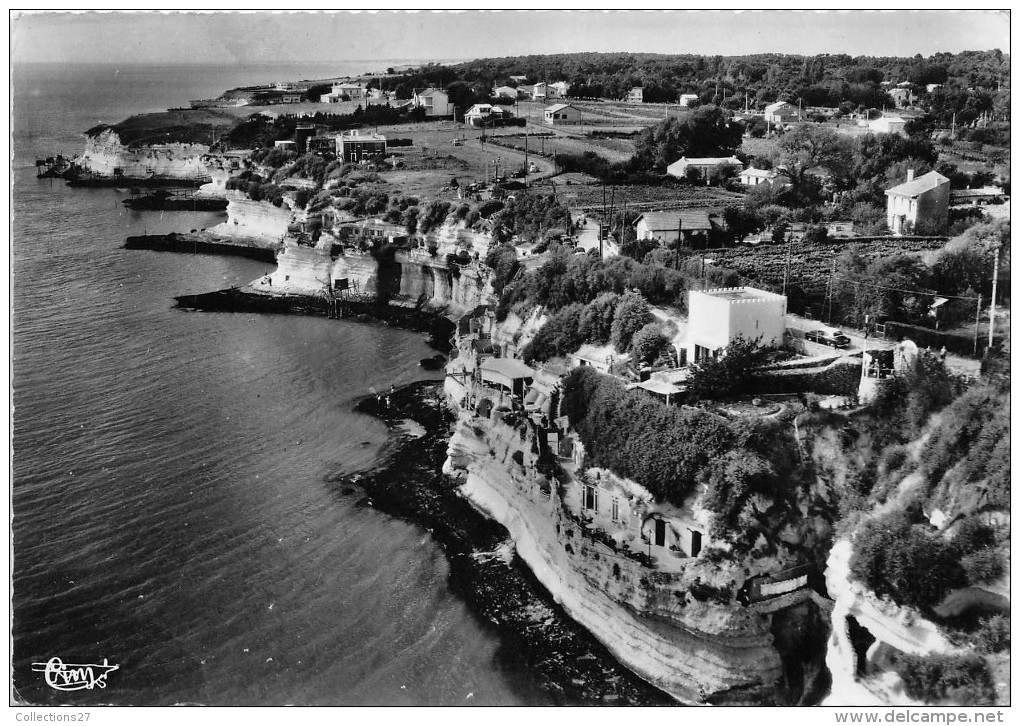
[687,286,787,364]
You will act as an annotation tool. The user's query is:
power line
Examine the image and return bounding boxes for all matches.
[830,274,980,302]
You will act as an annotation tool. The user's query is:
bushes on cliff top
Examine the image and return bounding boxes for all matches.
[686,334,771,401]
[561,367,734,506]
[499,245,690,316]
[850,508,966,609]
[892,653,996,705]
[609,292,652,353]
[630,322,672,366]
[419,200,453,234]
[577,292,620,345]
[522,304,586,364]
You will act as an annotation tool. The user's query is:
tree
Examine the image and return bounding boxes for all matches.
[723,205,764,244]
[850,509,966,609]
[631,322,671,366]
[771,123,853,188]
[578,292,620,344]
[686,334,771,400]
[632,105,743,171]
[610,291,653,352]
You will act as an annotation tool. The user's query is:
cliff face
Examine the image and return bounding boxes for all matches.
[210,192,294,242]
[253,239,489,315]
[443,406,787,704]
[78,128,211,180]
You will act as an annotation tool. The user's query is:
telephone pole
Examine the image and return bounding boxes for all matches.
[973,293,983,357]
[782,232,793,295]
[988,246,1001,349]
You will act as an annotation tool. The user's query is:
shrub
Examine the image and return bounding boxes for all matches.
[893,653,996,705]
[523,304,586,363]
[419,200,452,233]
[850,510,967,609]
[610,291,653,352]
[577,292,620,344]
[687,334,771,400]
[561,367,735,505]
[478,199,505,218]
[974,615,1010,654]
[961,550,1003,584]
[631,322,671,366]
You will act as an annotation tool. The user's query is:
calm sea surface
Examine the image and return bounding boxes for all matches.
[12,61,545,705]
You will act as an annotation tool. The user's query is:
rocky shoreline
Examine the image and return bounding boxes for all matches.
[125,233,278,263]
[174,287,455,352]
[330,381,674,706]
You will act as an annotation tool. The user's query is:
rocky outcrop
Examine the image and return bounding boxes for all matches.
[77,128,211,181]
[208,192,295,242]
[823,539,957,706]
[443,411,787,704]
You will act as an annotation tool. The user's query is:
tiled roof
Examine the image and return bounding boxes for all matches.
[885,171,950,197]
[634,210,714,232]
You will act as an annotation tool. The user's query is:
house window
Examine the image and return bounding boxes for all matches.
[611,497,619,522]
[583,484,598,513]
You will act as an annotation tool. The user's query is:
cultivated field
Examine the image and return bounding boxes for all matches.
[703,237,951,294]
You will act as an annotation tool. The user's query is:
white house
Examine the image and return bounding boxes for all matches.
[678,93,700,108]
[493,85,520,100]
[738,166,790,188]
[626,87,644,103]
[885,170,950,235]
[868,115,907,136]
[686,287,787,364]
[568,344,625,374]
[412,87,452,117]
[464,103,498,126]
[764,101,799,125]
[321,82,365,103]
[544,103,581,125]
[632,210,714,245]
[666,156,743,183]
[550,81,571,98]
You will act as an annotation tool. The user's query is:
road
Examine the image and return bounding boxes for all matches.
[786,312,981,377]
[570,213,618,258]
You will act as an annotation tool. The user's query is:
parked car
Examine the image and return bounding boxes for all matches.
[805,328,851,348]
[451,138,463,146]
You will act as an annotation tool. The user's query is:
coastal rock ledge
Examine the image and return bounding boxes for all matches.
[444,413,787,704]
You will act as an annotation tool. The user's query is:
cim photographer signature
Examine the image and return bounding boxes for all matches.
[30,658,119,691]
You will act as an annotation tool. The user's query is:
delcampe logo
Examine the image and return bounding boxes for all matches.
[31,657,120,691]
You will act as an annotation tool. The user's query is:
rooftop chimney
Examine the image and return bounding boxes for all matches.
[907,169,915,182]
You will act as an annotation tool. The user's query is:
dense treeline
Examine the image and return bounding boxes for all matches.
[492,242,694,321]
[561,367,736,506]
[392,50,1008,123]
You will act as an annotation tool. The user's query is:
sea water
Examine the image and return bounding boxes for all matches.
[12,61,546,706]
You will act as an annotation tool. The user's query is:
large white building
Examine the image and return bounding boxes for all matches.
[412,87,452,117]
[686,287,787,364]
[885,170,950,235]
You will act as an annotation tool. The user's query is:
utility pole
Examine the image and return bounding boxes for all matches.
[988,246,1000,349]
[783,232,793,295]
[524,121,529,186]
[973,293,983,357]
[826,255,836,324]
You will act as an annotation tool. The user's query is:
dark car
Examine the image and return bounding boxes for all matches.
[805,328,852,348]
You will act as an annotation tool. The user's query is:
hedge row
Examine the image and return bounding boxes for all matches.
[752,359,862,396]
